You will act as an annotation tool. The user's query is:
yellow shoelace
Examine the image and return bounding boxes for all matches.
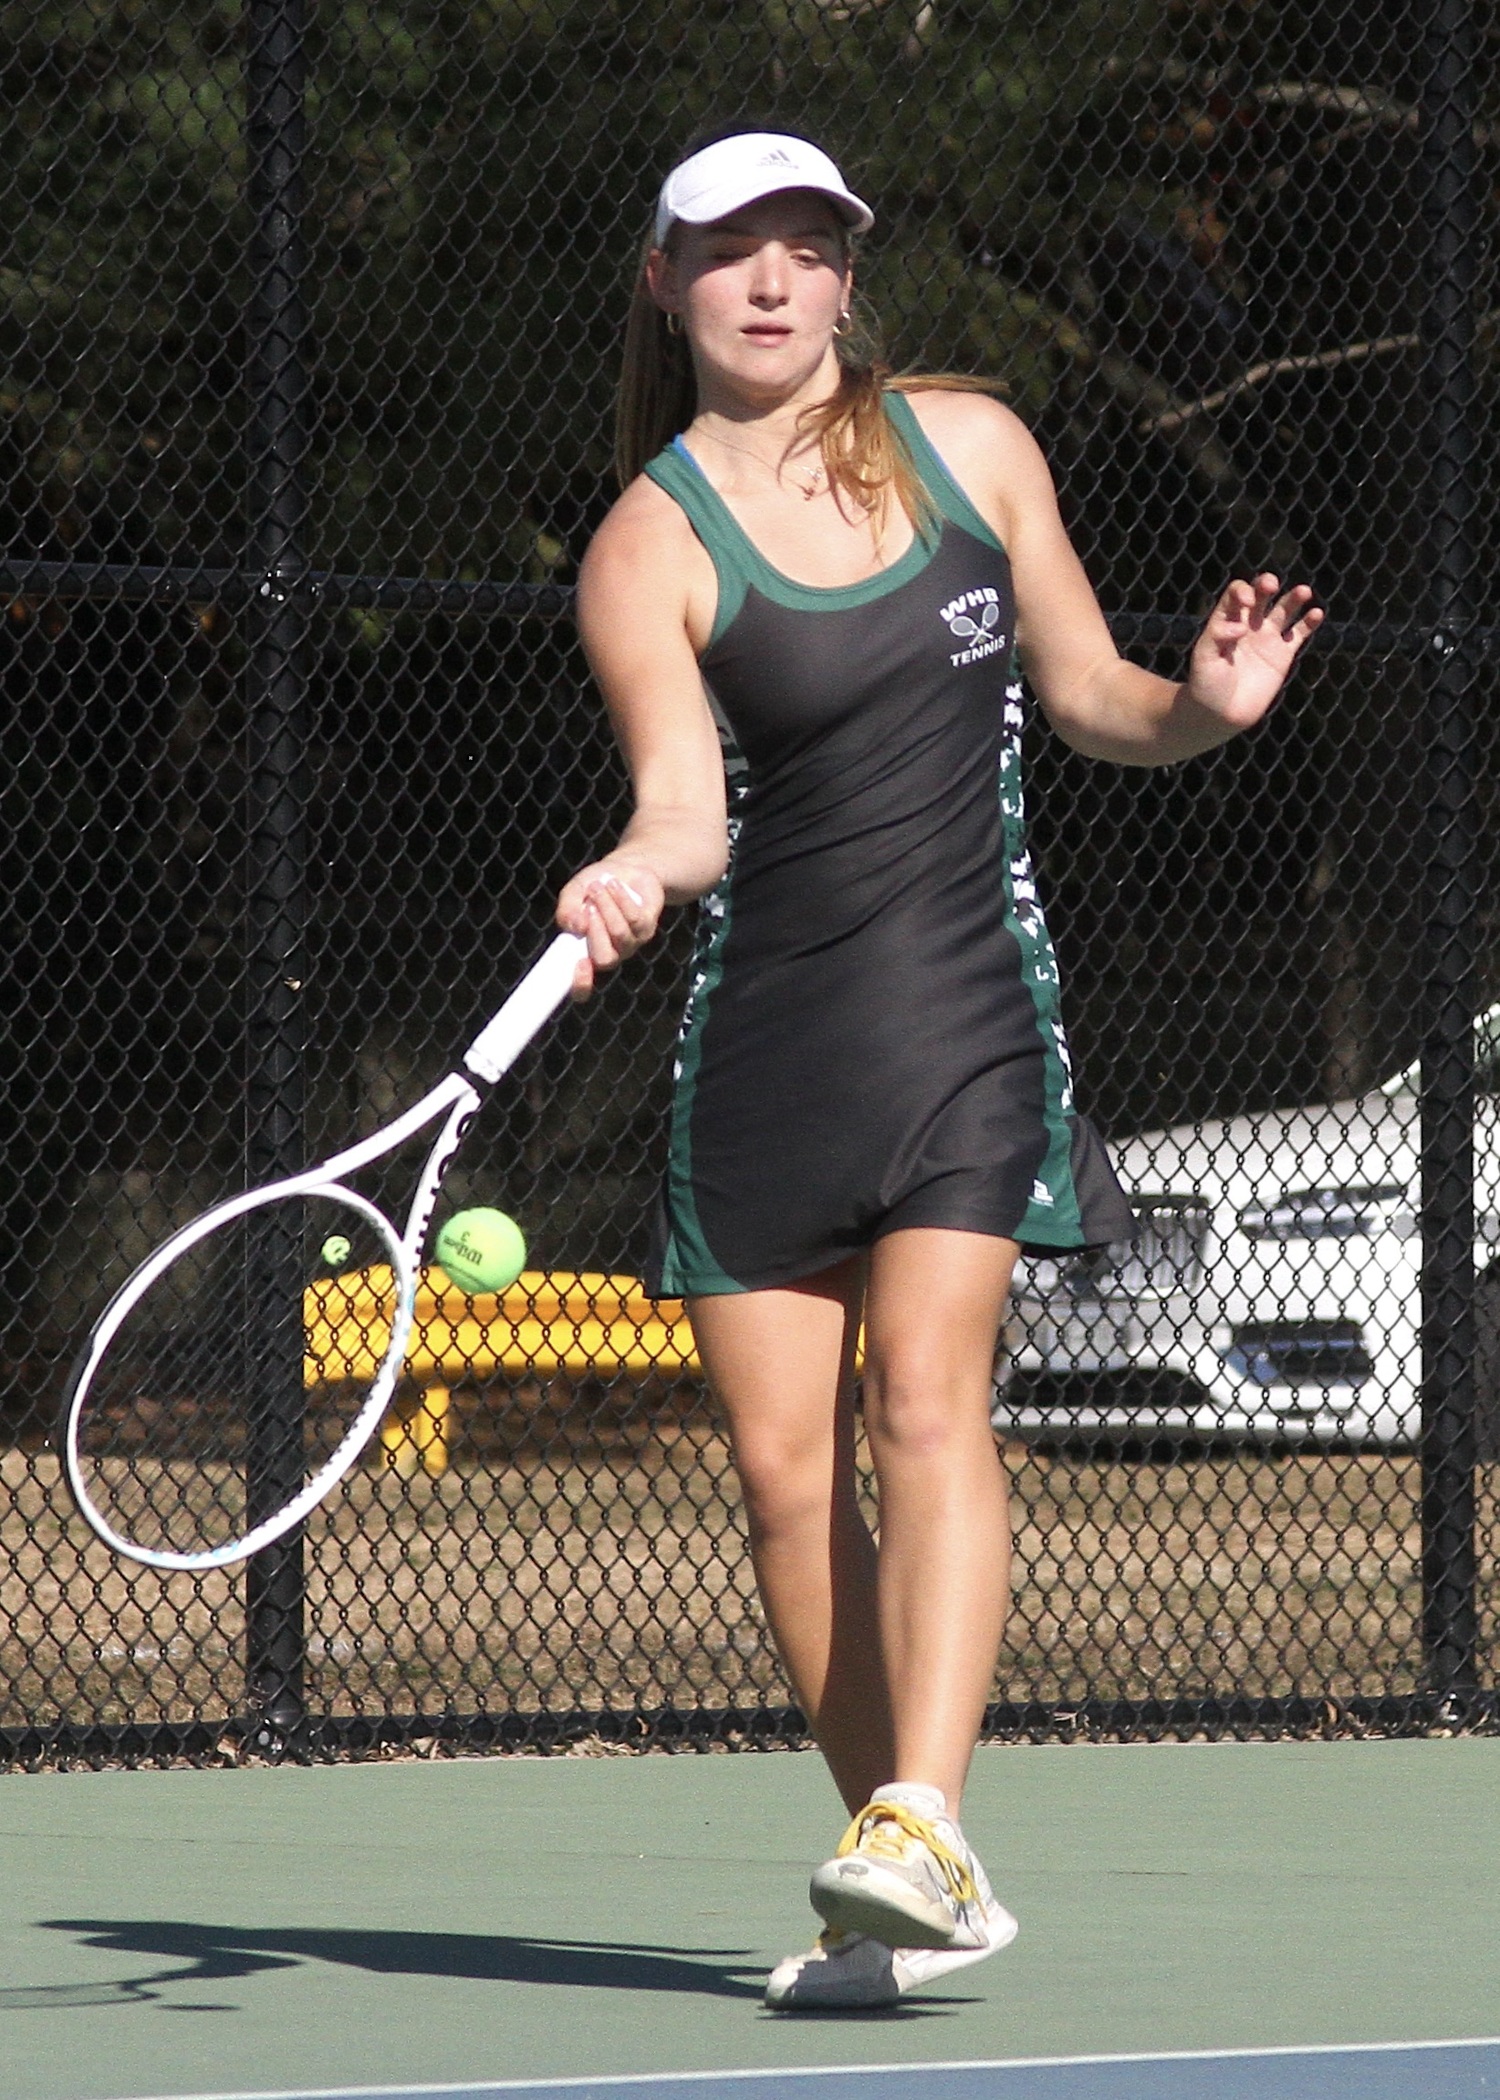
[834,1799,978,1905]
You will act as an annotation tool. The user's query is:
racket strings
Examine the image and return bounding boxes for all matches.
[71,1193,402,1558]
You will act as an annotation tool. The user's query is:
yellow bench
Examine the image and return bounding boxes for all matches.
[303,1268,699,1475]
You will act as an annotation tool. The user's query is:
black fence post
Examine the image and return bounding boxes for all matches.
[242,0,310,1744]
[1419,0,1481,1705]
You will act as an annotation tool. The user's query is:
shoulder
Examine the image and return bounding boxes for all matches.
[578,471,701,605]
[578,469,718,664]
[896,387,1052,484]
[583,471,696,574]
[892,386,1061,542]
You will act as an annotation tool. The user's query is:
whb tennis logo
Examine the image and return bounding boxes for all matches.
[940,587,1006,666]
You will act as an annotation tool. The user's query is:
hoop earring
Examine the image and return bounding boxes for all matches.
[833,309,853,337]
[665,311,684,338]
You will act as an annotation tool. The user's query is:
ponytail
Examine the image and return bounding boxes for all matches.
[615,236,697,492]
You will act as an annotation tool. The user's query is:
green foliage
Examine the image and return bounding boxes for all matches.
[0,0,1488,607]
[0,0,1493,1298]
[0,0,1245,578]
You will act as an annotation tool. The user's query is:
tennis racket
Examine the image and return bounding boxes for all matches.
[59,932,587,1573]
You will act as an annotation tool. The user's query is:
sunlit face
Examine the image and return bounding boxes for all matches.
[648,189,852,405]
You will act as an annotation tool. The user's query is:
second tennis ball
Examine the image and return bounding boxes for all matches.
[433,1208,526,1294]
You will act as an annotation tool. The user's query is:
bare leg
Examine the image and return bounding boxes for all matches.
[691,1227,1017,1822]
[861,1228,1018,1815]
[689,1261,894,1812]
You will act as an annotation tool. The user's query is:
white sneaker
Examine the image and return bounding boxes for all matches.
[764,1899,1019,2011]
[808,1782,1003,1953]
[764,1928,900,2010]
[896,1891,1019,1989]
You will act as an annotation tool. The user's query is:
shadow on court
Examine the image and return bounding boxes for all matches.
[15,1917,762,2006]
[13,1918,978,2021]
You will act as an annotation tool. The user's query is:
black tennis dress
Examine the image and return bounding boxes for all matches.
[643,390,1134,1298]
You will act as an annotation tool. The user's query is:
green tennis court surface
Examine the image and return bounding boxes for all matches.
[2,1740,1496,2100]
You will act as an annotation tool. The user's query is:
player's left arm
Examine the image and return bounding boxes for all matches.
[909,391,1323,766]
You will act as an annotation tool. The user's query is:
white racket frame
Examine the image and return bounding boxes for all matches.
[60,933,587,1572]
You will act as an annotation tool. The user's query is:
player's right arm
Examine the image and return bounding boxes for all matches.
[559,476,728,996]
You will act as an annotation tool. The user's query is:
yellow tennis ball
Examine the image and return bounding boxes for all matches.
[433,1208,526,1294]
[321,1234,353,1268]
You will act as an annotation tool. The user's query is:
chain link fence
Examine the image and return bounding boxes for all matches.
[2,0,1497,1763]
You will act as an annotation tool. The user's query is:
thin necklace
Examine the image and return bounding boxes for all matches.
[693,421,828,500]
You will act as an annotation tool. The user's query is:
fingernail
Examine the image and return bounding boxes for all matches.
[605,877,645,907]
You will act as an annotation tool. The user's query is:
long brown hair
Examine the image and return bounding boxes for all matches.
[614,220,1002,537]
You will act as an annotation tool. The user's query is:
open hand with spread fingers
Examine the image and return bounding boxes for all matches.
[1185,574,1324,732]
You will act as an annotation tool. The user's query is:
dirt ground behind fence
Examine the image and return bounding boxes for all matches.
[8,1384,1497,1733]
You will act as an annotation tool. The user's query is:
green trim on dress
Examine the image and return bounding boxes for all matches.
[995,657,1085,1246]
[881,389,1008,556]
[645,411,956,644]
[654,786,747,1298]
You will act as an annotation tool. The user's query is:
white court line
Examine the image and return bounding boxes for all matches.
[123,2033,1500,2100]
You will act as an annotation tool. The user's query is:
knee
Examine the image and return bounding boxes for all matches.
[730,1424,836,1544]
[861,1356,977,1462]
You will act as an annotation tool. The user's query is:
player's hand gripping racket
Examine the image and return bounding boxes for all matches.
[59,934,586,1573]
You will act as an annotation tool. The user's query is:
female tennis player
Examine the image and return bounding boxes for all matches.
[557,129,1322,2009]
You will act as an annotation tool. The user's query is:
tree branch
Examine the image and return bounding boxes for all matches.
[1251,80,1496,152]
[1017,299,1302,572]
[1137,310,1500,437]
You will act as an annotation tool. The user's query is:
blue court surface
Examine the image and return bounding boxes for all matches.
[3,1739,1497,2100]
[148,2041,1500,2099]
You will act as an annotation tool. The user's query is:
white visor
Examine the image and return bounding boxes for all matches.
[653,133,874,247]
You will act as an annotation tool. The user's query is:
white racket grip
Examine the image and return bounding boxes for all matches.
[463,933,588,1084]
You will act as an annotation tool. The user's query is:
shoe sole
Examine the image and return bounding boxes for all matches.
[764,1976,901,2011]
[896,1904,1020,1990]
[809,1861,960,1951]
[769,1901,1020,2008]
